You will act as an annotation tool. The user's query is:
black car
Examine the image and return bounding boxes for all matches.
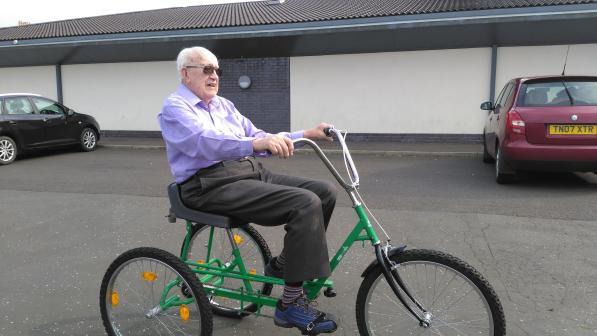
[0,93,100,165]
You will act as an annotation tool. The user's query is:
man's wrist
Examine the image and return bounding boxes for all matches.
[246,138,259,155]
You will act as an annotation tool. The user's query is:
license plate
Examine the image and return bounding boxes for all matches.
[549,124,597,135]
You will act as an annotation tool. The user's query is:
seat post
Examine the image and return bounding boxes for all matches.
[180,220,194,261]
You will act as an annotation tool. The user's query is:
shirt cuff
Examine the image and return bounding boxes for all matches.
[240,139,255,156]
[288,131,304,140]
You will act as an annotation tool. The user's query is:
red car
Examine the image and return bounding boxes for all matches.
[481,76,597,183]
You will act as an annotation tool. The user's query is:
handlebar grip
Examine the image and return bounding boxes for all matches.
[323,127,332,137]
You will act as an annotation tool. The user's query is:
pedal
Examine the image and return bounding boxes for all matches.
[181,283,192,298]
[323,287,336,298]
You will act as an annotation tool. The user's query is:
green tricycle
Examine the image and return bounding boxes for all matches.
[99,127,506,336]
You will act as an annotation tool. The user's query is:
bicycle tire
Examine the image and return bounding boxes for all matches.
[100,247,213,336]
[181,223,273,318]
[356,249,505,336]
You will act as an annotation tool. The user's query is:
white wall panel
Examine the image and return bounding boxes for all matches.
[0,66,57,99]
[63,62,179,131]
[9,44,594,135]
[496,44,597,97]
[291,49,491,134]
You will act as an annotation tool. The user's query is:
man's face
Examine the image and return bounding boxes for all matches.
[181,53,220,103]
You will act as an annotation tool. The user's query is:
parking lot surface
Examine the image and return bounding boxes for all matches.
[1,147,596,335]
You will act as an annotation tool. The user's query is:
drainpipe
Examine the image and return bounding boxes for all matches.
[489,45,498,102]
[56,64,63,103]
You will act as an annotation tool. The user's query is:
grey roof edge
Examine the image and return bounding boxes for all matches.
[2,3,597,49]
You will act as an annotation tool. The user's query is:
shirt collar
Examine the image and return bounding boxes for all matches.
[176,83,220,109]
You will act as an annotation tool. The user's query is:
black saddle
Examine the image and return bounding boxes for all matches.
[167,182,245,228]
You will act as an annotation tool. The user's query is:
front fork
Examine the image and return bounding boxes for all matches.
[374,243,432,328]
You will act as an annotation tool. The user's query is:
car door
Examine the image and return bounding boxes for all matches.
[2,96,46,148]
[31,97,72,145]
[494,82,517,148]
[487,81,514,156]
[486,83,511,154]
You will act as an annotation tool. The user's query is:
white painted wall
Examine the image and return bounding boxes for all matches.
[0,66,57,99]
[62,61,179,131]
[4,43,595,135]
[495,43,597,97]
[290,48,491,134]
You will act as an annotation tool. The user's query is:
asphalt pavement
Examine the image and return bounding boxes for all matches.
[1,143,596,336]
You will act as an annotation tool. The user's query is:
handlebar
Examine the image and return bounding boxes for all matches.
[296,127,391,241]
[292,127,360,190]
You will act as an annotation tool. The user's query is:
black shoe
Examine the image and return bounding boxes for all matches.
[265,257,284,279]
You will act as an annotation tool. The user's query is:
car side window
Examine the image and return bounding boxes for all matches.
[497,83,514,108]
[4,97,35,115]
[32,97,66,115]
[502,83,516,107]
[494,85,508,107]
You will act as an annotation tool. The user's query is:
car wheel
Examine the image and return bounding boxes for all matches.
[0,136,17,165]
[495,147,515,184]
[80,128,97,152]
[482,132,494,164]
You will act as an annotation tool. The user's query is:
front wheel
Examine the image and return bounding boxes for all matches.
[100,247,213,336]
[80,127,97,151]
[0,136,17,165]
[482,132,494,164]
[356,249,505,336]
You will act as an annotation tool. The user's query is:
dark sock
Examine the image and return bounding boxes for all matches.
[280,282,303,308]
[275,253,286,269]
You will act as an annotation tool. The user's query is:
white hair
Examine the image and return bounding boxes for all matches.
[176,46,218,76]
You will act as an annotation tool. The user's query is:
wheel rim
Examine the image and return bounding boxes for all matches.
[83,130,96,149]
[187,226,268,312]
[0,139,15,162]
[105,257,203,335]
[363,261,494,335]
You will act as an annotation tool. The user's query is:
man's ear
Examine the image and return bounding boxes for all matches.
[181,69,189,83]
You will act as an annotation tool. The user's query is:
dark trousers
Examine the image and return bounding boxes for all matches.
[179,157,337,283]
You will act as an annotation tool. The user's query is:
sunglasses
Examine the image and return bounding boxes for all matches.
[185,65,222,76]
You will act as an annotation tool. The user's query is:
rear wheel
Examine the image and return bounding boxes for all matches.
[181,224,273,318]
[356,249,506,336]
[80,127,97,151]
[100,247,212,336]
[0,136,17,165]
[495,147,515,184]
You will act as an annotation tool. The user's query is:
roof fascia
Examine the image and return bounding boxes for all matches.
[2,3,597,49]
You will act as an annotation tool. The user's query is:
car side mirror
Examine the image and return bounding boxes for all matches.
[67,109,75,116]
[480,101,494,111]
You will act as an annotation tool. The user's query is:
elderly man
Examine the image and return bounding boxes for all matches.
[158,46,338,334]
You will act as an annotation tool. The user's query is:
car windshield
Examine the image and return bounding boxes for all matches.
[518,81,597,107]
